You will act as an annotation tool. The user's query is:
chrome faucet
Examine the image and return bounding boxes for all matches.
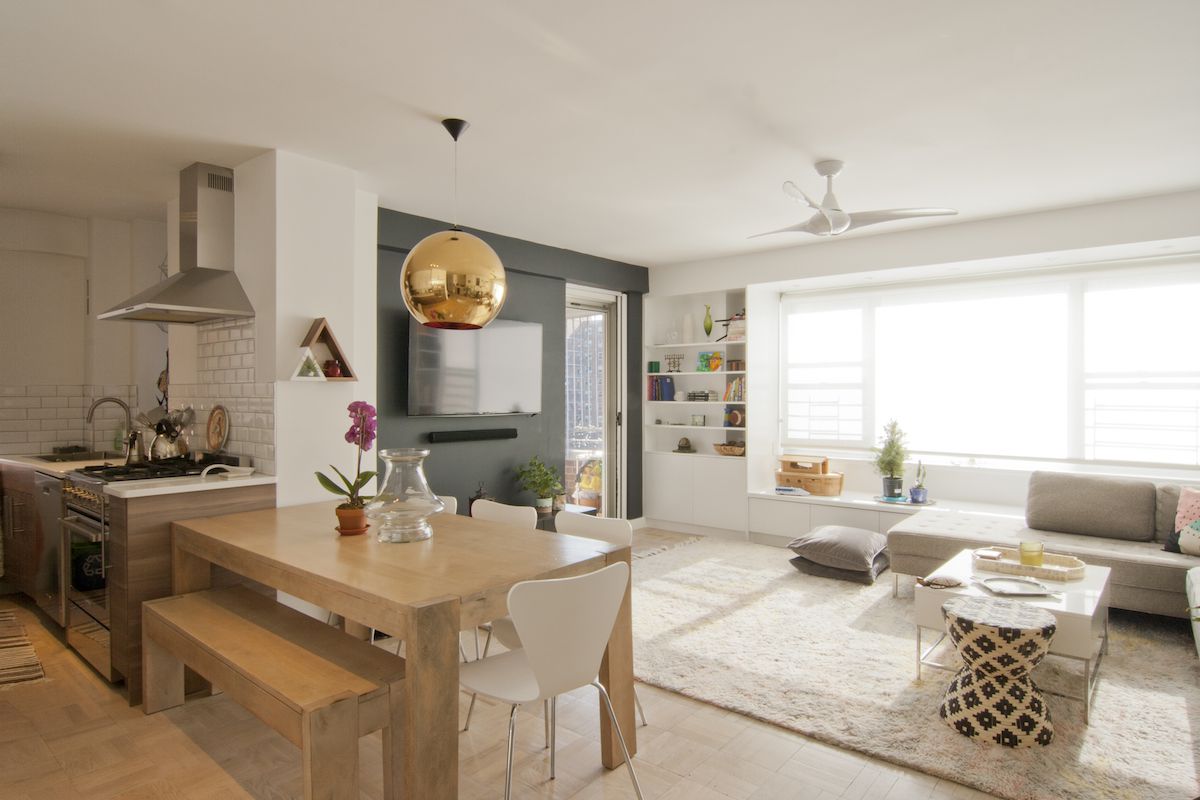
[85,397,141,465]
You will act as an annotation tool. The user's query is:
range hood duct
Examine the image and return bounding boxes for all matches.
[98,162,254,324]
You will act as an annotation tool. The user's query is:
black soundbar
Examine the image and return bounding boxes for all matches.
[427,428,518,443]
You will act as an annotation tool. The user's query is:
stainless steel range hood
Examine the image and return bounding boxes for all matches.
[98,162,254,324]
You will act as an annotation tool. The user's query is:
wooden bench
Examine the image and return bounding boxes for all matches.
[142,585,406,800]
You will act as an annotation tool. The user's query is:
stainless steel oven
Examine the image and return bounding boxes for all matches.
[61,476,117,681]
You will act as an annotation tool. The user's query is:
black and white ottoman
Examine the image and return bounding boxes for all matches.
[939,596,1056,748]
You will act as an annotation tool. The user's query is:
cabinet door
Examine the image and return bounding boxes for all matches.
[693,458,747,532]
[643,453,694,524]
[811,505,879,532]
[4,489,35,591]
[749,497,811,538]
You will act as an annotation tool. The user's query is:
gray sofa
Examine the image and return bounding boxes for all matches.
[887,471,1198,619]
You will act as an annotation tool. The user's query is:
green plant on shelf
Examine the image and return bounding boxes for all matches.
[873,420,908,478]
[516,455,564,499]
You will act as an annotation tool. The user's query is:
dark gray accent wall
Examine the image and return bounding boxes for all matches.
[377,208,648,517]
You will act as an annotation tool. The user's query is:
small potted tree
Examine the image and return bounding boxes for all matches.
[516,455,564,515]
[909,461,928,504]
[873,420,908,498]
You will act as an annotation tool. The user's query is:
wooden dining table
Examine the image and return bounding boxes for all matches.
[170,501,636,799]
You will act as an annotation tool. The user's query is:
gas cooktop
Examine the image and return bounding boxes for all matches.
[72,454,242,483]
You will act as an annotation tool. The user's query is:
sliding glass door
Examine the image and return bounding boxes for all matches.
[565,286,625,517]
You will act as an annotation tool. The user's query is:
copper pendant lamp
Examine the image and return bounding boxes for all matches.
[400,119,507,330]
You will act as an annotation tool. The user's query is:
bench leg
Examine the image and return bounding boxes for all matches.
[382,681,407,800]
[142,633,185,714]
[302,695,359,800]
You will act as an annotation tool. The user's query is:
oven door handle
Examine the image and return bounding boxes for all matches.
[61,514,106,544]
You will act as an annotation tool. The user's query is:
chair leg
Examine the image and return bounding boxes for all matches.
[462,627,495,732]
[504,704,519,800]
[543,699,550,748]
[634,687,647,727]
[592,681,644,800]
[550,696,557,779]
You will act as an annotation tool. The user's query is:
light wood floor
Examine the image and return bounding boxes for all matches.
[0,594,996,800]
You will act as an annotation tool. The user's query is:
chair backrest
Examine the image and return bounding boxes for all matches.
[471,498,538,529]
[437,495,458,515]
[507,562,629,699]
[554,511,633,547]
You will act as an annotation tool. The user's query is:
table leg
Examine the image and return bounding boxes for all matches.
[598,547,637,769]
[402,598,460,799]
[915,626,921,679]
[171,536,213,594]
[1082,658,1090,725]
[171,533,215,698]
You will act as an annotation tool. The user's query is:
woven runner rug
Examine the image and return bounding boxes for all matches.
[0,610,45,685]
[632,537,1199,800]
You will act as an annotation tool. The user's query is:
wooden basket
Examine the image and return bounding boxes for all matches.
[713,443,746,457]
[778,455,828,475]
[775,470,844,496]
[972,547,1086,582]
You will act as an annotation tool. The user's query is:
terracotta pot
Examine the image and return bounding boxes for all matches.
[335,505,368,535]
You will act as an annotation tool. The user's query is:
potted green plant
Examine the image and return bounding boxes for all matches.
[873,419,908,498]
[516,455,564,514]
[909,461,928,504]
[315,400,377,534]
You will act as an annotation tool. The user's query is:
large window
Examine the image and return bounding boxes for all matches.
[781,260,1200,467]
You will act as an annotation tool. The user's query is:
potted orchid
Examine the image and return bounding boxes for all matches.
[316,400,377,534]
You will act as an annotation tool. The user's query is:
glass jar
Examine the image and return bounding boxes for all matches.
[365,448,444,542]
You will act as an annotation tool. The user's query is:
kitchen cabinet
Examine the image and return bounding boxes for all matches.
[1,462,40,595]
[107,483,275,706]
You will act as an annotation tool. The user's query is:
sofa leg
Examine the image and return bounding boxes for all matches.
[893,572,899,598]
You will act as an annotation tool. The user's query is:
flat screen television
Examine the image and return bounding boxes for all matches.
[408,320,543,416]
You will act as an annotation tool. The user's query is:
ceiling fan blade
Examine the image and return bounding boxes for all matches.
[844,208,958,232]
[747,216,825,238]
[782,181,820,209]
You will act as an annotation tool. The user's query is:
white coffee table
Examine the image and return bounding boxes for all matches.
[914,548,1110,723]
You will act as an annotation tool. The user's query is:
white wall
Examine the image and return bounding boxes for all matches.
[0,208,87,385]
[130,219,168,407]
[651,189,1200,296]
[270,151,377,507]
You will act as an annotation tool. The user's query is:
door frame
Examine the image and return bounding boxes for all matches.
[565,284,627,519]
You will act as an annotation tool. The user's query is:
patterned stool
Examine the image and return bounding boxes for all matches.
[939,596,1056,748]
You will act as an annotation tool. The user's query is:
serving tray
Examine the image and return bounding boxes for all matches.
[972,546,1086,582]
[975,576,1060,596]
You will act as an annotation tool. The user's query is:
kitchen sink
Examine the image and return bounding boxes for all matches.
[36,451,123,462]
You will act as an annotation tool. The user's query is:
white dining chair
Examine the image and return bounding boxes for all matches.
[471,498,537,528]
[465,511,648,737]
[437,494,458,515]
[458,562,643,800]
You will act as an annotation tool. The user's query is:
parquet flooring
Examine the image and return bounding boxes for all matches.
[0,594,996,799]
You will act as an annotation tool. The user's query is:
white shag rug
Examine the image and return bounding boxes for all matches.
[632,538,1200,800]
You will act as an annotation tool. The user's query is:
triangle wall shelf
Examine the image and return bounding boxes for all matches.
[296,317,358,381]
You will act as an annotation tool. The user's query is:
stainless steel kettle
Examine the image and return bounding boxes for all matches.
[149,419,183,460]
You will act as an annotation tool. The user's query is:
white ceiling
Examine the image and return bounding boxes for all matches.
[2,1,1198,267]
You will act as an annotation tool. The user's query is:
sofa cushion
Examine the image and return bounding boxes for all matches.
[1176,487,1200,556]
[789,553,889,585]
[1156,485,1181,542]
[1026,471,1156,541]
[788,525,888,573]
[887,509,1199,593]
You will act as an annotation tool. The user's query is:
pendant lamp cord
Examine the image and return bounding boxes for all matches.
[452,135,459,229]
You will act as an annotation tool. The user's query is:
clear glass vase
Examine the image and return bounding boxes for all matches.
[365,448,444,543]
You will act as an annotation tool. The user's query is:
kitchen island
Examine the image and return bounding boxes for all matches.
[0,455,276,704]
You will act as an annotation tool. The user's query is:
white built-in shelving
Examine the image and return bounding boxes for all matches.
[642,289,749,532]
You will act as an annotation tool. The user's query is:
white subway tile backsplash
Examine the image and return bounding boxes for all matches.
[0,384,138,456]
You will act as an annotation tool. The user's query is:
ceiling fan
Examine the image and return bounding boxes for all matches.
[750,159,957,238]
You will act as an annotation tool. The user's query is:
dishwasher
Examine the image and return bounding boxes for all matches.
[33,471,66,626]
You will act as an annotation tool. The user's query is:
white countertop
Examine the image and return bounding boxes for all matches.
[102,473,276,498]
[1,454,117,477]
[0,455,276,497]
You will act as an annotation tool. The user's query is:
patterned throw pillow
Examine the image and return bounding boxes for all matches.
[1176,487,1200,556]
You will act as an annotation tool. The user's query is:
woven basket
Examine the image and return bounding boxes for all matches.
[713,443,746,456]
[775,471,844,495]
